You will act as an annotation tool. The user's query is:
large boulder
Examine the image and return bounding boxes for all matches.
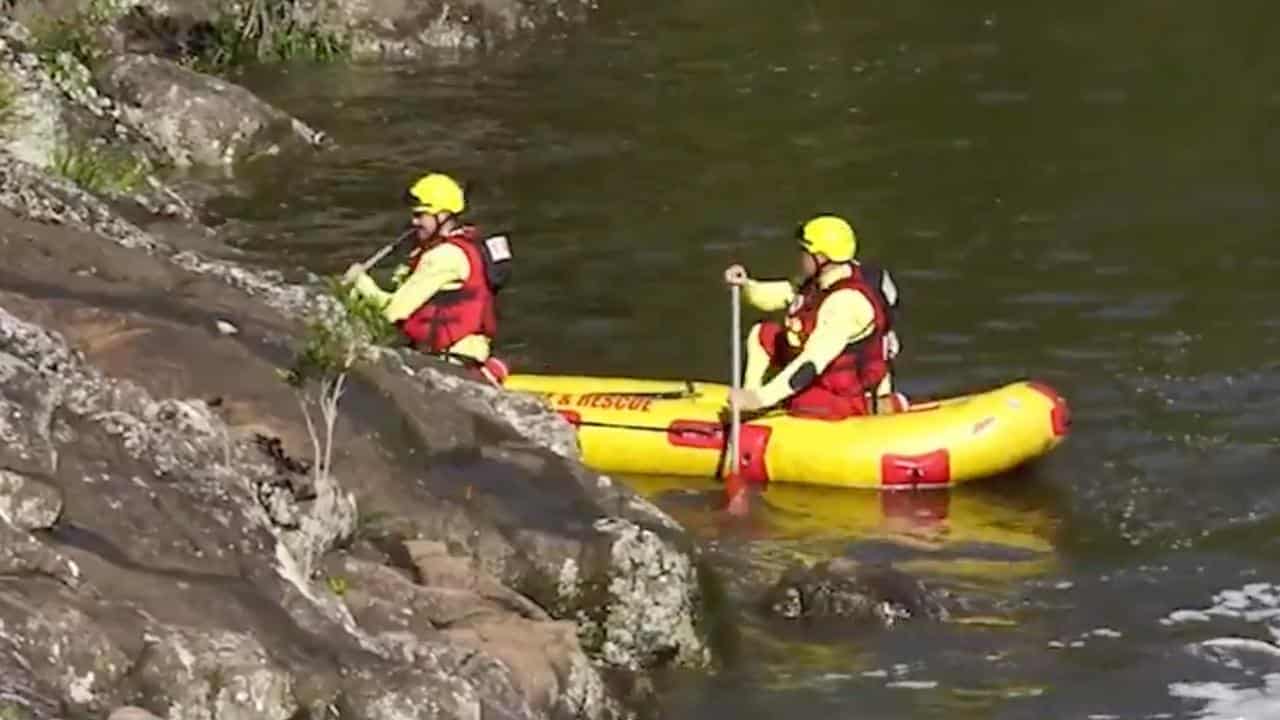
[328,548,621,719]
[297,0,599,57]
[105,0,600,61]
[130,627,299,720]
[93,53,328,167]
[0,137,714,717]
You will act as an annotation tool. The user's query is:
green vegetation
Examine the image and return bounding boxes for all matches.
[0,702,33,720]
[326,574,349,596]
[195,0,350,72]
[52,140,147,195]
[0,73,16,133]
[281,278,397,493]
[30,0,118,70]
[29,0,348,77]
[354,508,393,541]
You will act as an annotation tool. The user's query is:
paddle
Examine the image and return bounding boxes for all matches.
[725,281,749,516]
[348,226,417,279]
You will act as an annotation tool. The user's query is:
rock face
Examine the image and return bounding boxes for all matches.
[0,2,711,716]
[0,118,709,718]
[109,0,600,60]
[764,559,952,626]
[93,53,328,166]
[0,289,643,720]
[299,0,600,58]
[0,468,63,530]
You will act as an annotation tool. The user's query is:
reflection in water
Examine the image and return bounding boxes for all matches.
[627,472,1060,586]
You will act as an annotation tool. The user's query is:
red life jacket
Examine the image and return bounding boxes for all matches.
[397,227,498,353]
[784,262,895,397]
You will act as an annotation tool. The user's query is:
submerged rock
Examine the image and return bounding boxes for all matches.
[764,558,952,626]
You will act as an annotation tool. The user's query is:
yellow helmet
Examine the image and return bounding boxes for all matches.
[405,173,465,214]
[797,215,857,262]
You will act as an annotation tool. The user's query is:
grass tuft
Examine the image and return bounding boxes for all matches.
[52,140,148,195]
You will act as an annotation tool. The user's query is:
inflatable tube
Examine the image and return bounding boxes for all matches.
[506,374,1069,490]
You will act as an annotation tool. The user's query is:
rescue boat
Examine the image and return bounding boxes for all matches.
[504,375,1069,490]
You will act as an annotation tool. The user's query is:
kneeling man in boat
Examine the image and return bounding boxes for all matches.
[724,214,906,420]
[345,172,511,386]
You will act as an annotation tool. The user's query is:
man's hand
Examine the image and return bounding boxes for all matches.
[727,388,763,412]
[724,264,749,287]
[342,262,367,284]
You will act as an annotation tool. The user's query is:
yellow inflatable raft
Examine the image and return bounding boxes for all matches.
[505,375,1069,490]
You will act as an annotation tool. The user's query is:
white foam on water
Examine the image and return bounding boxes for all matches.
[1164,581,1280,717]
[886,681,937,690]
[1169,674,1280,720]
[1163,583,1280,628]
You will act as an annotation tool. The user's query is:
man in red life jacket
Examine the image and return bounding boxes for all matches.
[344,172,510,385]
[724,214,906,420]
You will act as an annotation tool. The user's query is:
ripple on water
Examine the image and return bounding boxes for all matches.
[975,89,1030,105]
[1004,289,1105,307]
[1081,292,1183,321]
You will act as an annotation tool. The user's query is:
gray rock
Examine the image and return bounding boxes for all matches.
[0,517,81,586]
[345,353,710,674]
[408,360,580,461]
[0,469,62,530]
[131,626,298,720]
[0,21,71,170]
[339,664,482,720]
[0,151,319,318]
[331,550,624,720]
[0,640,62,720]
[764,559,951,626]
[0,89,717,716]
[0,16,205,221]
[108,706,166,720]
[93,53,327,167]
[269,0,597,59]
[0,591,131,715]
[583,518,709,670]
[106,0,599,61]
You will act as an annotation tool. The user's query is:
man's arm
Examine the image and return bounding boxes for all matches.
[378,244,470,322]
[755,289,876,407]
[743,279,795,311]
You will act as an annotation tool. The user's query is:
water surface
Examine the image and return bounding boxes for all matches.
[214,2,1280,716]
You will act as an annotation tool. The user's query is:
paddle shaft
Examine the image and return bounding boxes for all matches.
[358,227,416,273]
[730,283,742,473]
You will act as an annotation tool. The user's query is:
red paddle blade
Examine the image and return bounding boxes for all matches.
[724,472,749,516]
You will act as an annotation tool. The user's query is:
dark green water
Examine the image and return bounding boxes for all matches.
[215,1,1280,717]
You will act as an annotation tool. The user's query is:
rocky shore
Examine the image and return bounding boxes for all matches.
[0,2,967,717]
[0,2,717,718]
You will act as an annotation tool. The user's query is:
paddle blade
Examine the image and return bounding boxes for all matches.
[724,472,749,516]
